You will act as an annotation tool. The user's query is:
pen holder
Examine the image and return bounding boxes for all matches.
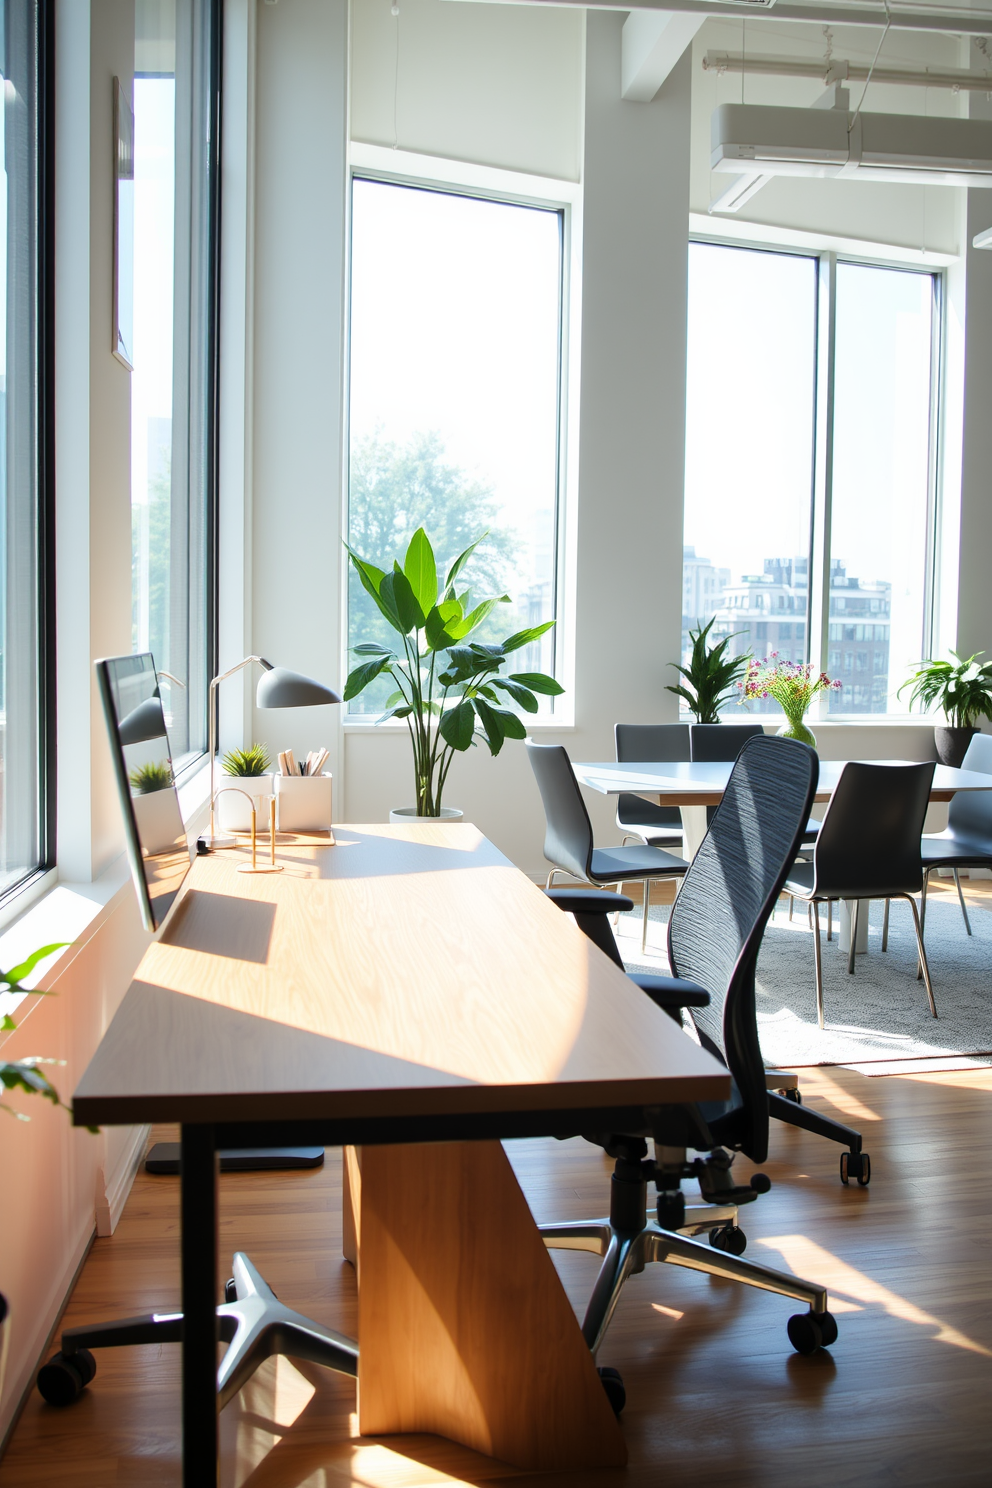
[275,772,333,832]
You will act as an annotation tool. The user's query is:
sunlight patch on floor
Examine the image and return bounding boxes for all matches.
[758,1234,992,1355]
[791,1066,881,1122]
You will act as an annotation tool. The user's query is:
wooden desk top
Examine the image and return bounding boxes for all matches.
[74,823,729,1127]
[573,758,992,806]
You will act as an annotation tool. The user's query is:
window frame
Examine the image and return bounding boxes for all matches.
[342,144,580,730]
[686,231,945,723]
[0,0,58,913]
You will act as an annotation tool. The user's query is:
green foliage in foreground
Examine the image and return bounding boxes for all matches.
[0,944,80,1125]
[344,527,564,816]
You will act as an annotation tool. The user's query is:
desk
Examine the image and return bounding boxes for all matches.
[573,757,992,950]
[74,823,729,1486]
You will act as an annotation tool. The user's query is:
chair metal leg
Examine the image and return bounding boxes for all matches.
[642,1228,828,1316]
[546,869,561,890]
[812,901,825,1029]
[882,898,890,951]
[952,868,973,936]
[641,880,650,954]
[827,900,832,941]
[789,894,794,922]
[847,900,859,976]
[902,893,937,1018]
[918,870,930,979]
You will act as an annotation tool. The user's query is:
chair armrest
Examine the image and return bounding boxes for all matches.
[630,972,710,1011]
[544,887,635,915]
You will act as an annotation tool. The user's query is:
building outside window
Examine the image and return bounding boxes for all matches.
[347,177,564,714]
[682,241,938,718]
[130,0,219,768]
[0,0,52,900]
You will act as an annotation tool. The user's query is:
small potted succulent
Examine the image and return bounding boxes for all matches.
[898,651,992,767]
[667,619,750,723]
[217,743,274,833]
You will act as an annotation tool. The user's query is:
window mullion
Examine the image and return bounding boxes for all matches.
[809,251,837,720]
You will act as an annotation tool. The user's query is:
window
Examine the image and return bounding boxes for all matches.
[130,0,220,767]
[682,242,939,718]
[347,177,564,715]
[0,1,52,899]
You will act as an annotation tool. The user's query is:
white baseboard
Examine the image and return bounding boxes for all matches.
[95,1124,151,1238]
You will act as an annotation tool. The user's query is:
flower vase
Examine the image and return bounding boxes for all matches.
[777,712,816,747]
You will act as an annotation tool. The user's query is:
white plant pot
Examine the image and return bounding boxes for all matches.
[131,786,186,856]
[217,776,274,833]
[389,806,464,824]
[275,773,334,832]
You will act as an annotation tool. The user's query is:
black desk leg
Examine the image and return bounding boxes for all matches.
[180,1123,219,1488]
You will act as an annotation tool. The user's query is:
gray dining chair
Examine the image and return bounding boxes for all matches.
[614,722,689,851]
[526,740,688,953]
[782,761,937,1028]
[911,731,992,953]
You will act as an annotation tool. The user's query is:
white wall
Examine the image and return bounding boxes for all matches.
[351,0,584,181]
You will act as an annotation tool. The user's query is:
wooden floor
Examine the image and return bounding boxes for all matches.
[2,1061,991,1487]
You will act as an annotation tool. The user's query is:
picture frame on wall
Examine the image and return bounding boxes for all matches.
[113,77,134,371]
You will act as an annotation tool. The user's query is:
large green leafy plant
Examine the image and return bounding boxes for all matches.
[344,528,563,816]
[666,619,750,724]
[1,944,71,1121]
[898,651,992,728]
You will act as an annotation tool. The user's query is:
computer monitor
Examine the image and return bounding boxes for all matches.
[96,653,193,933]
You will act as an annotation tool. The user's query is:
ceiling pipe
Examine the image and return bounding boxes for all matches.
[470,0,992,40]
[703,49,992,90]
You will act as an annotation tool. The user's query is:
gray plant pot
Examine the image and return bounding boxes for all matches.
[934,725,978,769]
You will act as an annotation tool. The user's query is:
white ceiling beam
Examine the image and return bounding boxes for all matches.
[622,11,706,102]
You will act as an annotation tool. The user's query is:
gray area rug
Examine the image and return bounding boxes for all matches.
[618,895,992,1069]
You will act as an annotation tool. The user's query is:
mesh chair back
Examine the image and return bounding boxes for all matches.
[689,723,765,762]
[948,732,992,841]
[526,741,594,883]
[668,735,817,1161]
[811,761,935,900]
[615,723,689,831]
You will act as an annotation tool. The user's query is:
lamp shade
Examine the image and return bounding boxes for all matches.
[118,695,168,745]
[255,667,341,710]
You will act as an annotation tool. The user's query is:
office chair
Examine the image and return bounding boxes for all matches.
[914,731,992,948]
[527,740,688,954]
[613,722,689,851]
[539,736,838,1363]
[782,761,937,1028]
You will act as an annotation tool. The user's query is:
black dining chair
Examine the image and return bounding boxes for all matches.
[614,722,689,852]
[782,761,937,1028]
[526,741,688,953]
[539,735,839,1366]
[914,731,992,948]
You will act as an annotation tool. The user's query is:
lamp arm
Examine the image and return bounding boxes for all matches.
[208,656,274,841]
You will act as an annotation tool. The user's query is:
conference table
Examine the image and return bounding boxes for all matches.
[572,756,992,949]
[73,822,729,1487]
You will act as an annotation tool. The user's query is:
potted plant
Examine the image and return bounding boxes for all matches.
[739,655,840,746]
[2,941,73,1402]
[344,528,563,819]
[666,619,749,723]
[898,651,992,767]
[218,744,273,832]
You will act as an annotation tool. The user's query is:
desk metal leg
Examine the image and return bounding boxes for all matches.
[180,1124,219,1488]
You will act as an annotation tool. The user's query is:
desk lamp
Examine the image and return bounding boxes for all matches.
[203,656,341,848]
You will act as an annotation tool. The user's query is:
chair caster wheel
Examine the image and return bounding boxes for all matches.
[37,1348,97,1406]
[840,1151,870,1186]
[787,1310,837,1355]
[225,1277,238,1303]
[709,1224,747,1256]
[597,1365,626,1416]
[783,1088,803,1105]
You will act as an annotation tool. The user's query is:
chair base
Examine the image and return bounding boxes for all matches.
[37,1250,358,1411]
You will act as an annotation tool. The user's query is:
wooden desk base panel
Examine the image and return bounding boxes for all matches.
[344,1141,627,1470]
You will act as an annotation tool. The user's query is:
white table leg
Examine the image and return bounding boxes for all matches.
[679,806,710,860]
[838,900,869,954]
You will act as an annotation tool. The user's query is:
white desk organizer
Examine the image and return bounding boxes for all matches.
[275,772,333,832]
